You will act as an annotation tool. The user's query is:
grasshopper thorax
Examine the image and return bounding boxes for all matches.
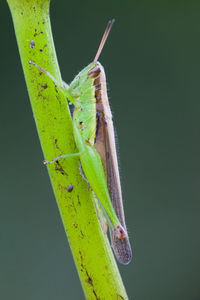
[68,19,114,146]
[68,62,103,146]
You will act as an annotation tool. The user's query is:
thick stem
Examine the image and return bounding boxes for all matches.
[7,0,128,299]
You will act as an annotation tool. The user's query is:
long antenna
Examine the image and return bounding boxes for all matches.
[93,19,115,62]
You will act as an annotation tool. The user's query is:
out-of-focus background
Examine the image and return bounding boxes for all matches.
[1,1,200,299]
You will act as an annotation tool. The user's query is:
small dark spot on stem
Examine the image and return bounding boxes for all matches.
[87,276,92,285]
[79,250,83,260]
[41,84,48,89]
[93,290,100,300]
[30,40,35,48]
[33,30,43,37]
[55,161,68,176]
[40,44,47,53]
[80,230,84,238]
[67,184,74,192]
[117,295,125,300]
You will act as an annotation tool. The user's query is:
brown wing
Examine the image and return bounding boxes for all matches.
[94,63,132,265]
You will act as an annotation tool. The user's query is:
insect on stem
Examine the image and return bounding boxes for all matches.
[93,19,115,62]
[29,18,132,264]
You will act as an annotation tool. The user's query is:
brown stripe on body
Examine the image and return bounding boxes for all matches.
[88,64,107,170]
[88,62,132,264]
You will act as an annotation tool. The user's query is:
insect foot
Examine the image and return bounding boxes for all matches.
[43,154,63,165]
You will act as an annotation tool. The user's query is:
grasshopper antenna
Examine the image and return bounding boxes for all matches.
[94,19,115,62]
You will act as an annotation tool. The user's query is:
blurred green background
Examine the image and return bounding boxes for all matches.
[1,0,200,299]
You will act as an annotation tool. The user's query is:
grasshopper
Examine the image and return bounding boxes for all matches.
[29,20,132,264]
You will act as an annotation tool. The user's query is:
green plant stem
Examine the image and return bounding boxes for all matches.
[7,0,128,299]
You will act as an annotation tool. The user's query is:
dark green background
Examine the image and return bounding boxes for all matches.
[1,1,200,299]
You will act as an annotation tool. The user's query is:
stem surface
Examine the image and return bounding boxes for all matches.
[7,0,128,299]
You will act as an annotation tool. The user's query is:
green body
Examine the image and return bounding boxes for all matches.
[68,62,120,229]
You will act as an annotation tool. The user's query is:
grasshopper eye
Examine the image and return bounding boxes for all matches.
[88,66,101,78]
